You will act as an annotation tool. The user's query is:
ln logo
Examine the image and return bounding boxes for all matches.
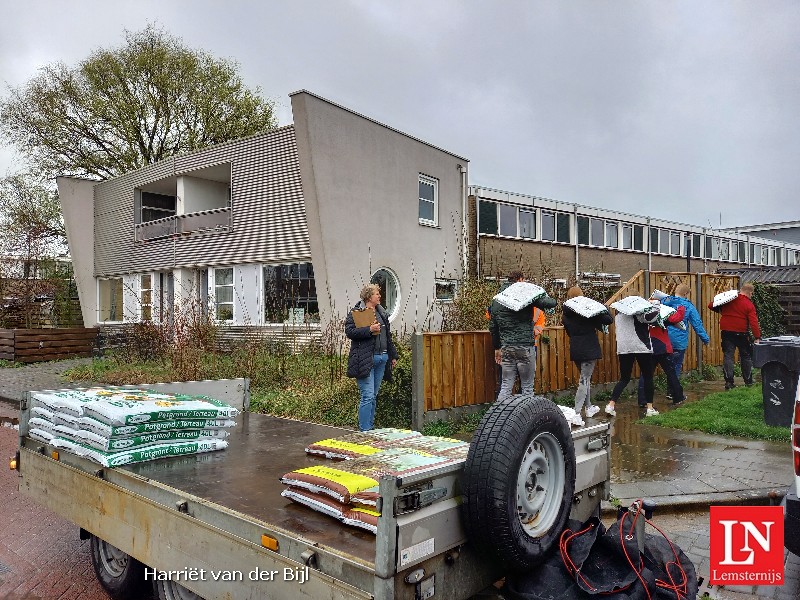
[710,506,784,586]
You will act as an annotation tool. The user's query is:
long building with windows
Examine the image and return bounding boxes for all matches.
[469,186,800,284]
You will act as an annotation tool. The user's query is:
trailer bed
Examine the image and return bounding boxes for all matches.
[123,413,377,563]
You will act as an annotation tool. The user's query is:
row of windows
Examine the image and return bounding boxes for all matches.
[478,200,800,266]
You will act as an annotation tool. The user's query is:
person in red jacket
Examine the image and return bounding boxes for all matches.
[709,283,761,390]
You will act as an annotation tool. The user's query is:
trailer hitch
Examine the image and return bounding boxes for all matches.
[393,486,448,515]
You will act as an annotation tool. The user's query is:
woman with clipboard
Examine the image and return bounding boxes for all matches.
[345,283,399,431]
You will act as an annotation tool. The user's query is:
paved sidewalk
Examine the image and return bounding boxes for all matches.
[0,358,93,404]
[598,385,793,514]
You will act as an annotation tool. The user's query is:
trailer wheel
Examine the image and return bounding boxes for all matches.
[461,395,576,572]
[154,579,204,600]
[89,535,146,600]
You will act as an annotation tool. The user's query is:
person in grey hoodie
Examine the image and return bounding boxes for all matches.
[655,284,709,384]
[605,300,660,417]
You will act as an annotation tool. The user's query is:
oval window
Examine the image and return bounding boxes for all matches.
[371,268,401,320]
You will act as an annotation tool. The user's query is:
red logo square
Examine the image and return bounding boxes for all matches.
[710,505,784,586]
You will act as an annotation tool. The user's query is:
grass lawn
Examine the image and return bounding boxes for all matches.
[642,385,791,443]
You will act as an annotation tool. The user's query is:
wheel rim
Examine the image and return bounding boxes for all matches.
[96,539,130,578]
[160,580,203,600]
[516,431,565,537]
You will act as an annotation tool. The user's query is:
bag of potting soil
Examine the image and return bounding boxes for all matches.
[83,395,239,426]
[305,428,422,459]
[29,428,55,444]
[78,415,236,438]
[29,417,57,436]
[343,506,380,534]
[563,296,609,319]
[31,406,55,421]
[381,435,470,459]
[52,411,82,429]
[281,448,459,503]
[610,296,654,316]
[493,282,547,312]
[53,424,79,440]
[51,437,228,467]
[712,289,738,308]
[30,389,106,417]
[73,427,230,452]
[281,486,348,521]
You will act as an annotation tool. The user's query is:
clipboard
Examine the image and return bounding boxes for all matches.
[351,307,378,333]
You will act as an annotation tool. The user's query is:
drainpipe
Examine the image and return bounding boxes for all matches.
[574,205,579,281]
[646,217,652,271]
[459,165,468,277]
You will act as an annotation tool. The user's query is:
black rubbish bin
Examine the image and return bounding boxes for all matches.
[752,336,800,428]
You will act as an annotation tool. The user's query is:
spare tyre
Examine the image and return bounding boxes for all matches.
[461,394,576,572]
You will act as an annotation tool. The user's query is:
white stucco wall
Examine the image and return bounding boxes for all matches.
[291,91,468,334]
[56,177,98,327]
[178,175,229,214]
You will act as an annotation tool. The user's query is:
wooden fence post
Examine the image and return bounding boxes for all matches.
[696,272,703,373]
[411,332,425,432]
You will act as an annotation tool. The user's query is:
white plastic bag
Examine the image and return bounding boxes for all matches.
[564,296,609,319]
[712,290,738,308]
[493,282,547,311]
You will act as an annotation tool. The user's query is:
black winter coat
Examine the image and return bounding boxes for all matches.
[562,305,614,363]
[345,302,398,380]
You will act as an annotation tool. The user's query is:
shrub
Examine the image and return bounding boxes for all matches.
[423,420,456,437]
[701,364,719,381]
[751,283,786,338]
[374,340,413,429]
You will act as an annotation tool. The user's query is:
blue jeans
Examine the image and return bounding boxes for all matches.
[670,349,686,381]
[357,353,389,431]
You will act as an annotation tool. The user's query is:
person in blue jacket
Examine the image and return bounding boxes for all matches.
[655,283,709,383]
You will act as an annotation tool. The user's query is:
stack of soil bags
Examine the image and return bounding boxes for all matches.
[281,428,470,533]
[28,387,237,467]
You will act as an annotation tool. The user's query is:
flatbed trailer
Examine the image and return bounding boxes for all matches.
[13,380,610,600]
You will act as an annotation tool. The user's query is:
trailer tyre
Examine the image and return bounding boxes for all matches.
[154,580,204,600]
[461,395,576,572]
[90,535,146,600]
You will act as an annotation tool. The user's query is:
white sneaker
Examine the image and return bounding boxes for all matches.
[570,415,585,427]
[604,403,616,417]
[646,407,660,417]
[585,405,600,418]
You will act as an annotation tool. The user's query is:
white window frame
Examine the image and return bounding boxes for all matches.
[498,203,518,237]
[434,278,458,302]
[418,174,439,227]
[371,267,401,321]
[211,267,234,322]
[519,209,536,239]
[622,224,633,250]
[98,277,124,323]
[140,274,153,321]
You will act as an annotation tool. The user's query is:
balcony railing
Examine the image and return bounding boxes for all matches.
[135,207,231,242]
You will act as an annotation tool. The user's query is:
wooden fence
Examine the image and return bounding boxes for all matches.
[0,328,98,363]
[411,270,740,428]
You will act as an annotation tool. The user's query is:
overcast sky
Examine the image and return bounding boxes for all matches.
[2,1,798,229]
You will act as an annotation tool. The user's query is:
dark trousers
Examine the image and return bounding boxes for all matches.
[612,353,655,404]
[721,331,753,385]
[638,353,684,404]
